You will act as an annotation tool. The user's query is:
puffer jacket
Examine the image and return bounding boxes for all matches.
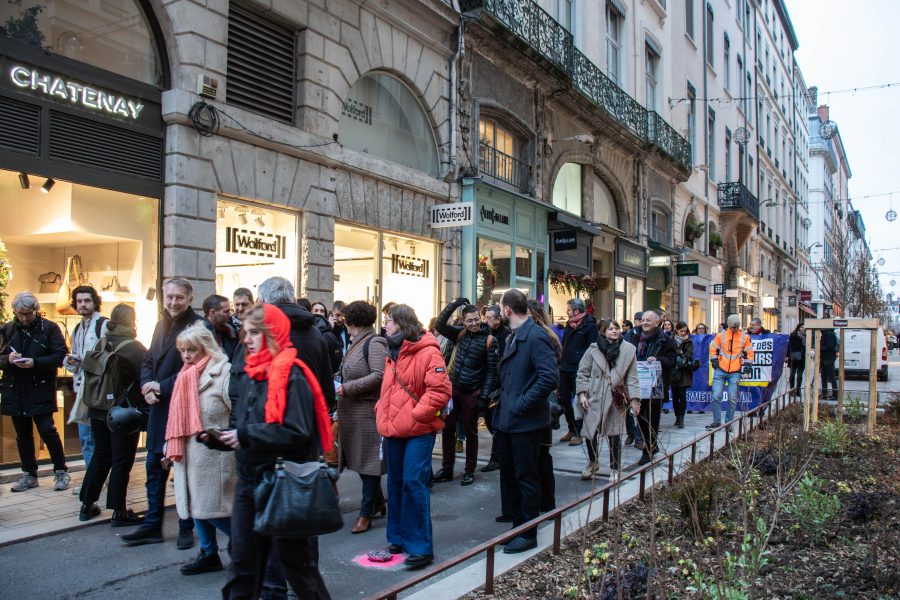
[0,318,67,417]
[561,313,599,372]
[376,332,451,438]
[435,300,498,394]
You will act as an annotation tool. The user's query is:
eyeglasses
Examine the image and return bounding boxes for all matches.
[384,318,394,324]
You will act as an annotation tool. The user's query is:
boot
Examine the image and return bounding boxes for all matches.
[180,550,224,575]
[351,516,372,534]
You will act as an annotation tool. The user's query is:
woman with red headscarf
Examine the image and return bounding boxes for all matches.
[205,304,333,600]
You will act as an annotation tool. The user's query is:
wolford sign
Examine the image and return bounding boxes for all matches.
[430,202,473,228]
[9,65,145,120]
[225,227,287,259]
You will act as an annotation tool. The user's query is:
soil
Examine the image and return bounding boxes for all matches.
[465,403,900,600]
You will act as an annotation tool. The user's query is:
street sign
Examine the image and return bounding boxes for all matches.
[430,202,473,228]
[713,284,725,295]
[676,263,699,276]
[833,319,849,327]
[725,288,739,298]
[649,255,671,267]
[800,290,812,302]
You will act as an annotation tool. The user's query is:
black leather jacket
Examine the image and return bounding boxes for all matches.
[561,314,599,373]
[435,300,499,395]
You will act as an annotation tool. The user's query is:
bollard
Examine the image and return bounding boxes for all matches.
[485,546,495,595]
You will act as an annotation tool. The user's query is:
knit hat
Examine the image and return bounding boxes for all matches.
[726,314,741,326]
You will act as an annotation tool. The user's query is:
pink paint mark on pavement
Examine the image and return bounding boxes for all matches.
[352,552,407,569]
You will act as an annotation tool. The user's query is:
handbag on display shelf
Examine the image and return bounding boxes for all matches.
[38,272,62,293]
[102,275,130,293]
[55,255,90,315]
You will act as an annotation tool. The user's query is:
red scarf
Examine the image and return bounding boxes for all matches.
[567,311,587,330]
[243,304,333,455]
[165,354,211,463]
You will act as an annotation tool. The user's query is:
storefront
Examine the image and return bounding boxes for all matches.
[614,239,647,323]
[0,0,166,467]
[460,181,550,310]
[333,223,439,326]
[547,212,600,326]
[680,261,722,332]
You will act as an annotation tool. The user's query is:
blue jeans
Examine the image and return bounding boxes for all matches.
[384,433,435,556]
[711,369,742,424]
[194,517,231,553]
[78,422,95,467]
[144,449,193,533]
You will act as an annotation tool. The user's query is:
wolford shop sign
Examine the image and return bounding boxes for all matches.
[9,65,145,120]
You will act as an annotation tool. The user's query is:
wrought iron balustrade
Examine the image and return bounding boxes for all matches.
[479,141,531,192]
[647,111,692,172]
[717,181,759,221]
[470,0,572,72]
[650,225,671,245]
[571,49,647,139]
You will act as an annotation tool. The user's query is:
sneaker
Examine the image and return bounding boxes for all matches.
[455,440,464,454]
[79,503,101,522]
[54,470,71,491]
[559,432,574,443]
[111,509,145,527]
[177,527,195,550]
[11,473,38,492]
[72,485,80,496]
[180,550,224,575]
[480,461,500,473]
[568,435,583,446]
[580,462,598,480]
[705,422,720,430]
[122,526,163,546]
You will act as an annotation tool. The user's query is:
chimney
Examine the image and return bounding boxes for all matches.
[818,105,829,122]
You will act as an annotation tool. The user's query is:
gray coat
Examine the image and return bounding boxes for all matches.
[338,328,388,477]
[574,341,640,439]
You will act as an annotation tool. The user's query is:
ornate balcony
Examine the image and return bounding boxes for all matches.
[717,181,759,256]
[717,182,759,221]
[478,141,532,193]
[460,0,691,176]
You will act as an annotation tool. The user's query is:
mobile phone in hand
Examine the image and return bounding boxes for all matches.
[206,427,224,440]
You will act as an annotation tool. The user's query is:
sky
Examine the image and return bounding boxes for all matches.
[789,0,900,296]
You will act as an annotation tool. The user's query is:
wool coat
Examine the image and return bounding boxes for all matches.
[172,353,236,521]
[574,341,640,439]
[337,328,388,476]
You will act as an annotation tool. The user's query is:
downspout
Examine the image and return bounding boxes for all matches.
[448,2,465,181]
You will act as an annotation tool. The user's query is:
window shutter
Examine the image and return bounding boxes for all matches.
[226,2,296,124]
[0,96,40,155]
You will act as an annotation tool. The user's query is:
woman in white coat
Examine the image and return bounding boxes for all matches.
[166,323,236,575]
[575,320,641,480]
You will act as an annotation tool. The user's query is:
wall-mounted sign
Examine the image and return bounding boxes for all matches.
[799,290,812,302]
[479,204,510,226]
[788,295,797,307]
[615,239,647,278]
[552,229,578,251]
[677,263,699,277]
[341,98,372,125]
[8,65,145,120]
[713,283,725,295]
[692,283,707,292]
[391,254,430,278]
[725,288,739,298]
[430,202,473,228]
[225,227,286,259]
[649,255,671,267]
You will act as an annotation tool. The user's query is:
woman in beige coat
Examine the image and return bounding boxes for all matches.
[335,300,389,534]
[166,323,236,575]
[575,320,640,480]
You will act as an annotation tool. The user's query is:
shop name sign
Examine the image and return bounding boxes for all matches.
[480,206,510,226]
[9,65,145,120]
[391,254,430,278]
[225,227,287,259]
[552,229,578,251]
[430,202,473,228]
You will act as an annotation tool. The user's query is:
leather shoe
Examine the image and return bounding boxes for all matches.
[180,550,223,575]
[495,514,513,523]
[503,536,537,554]
[432,468,453,483]
[388,544,404,554]
[568,435,583,446]
[351,516,372,534]
[79,503,101,522]
[480,461,500,473]
[177,527,195,550]
[122,526,163,546]
[461,472,475,486]
[559,431,574,442]
[624,435,635,446]
[404,553,434,569]
[111,509,144,527]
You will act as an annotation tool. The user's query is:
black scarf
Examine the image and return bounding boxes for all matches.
[597,336,622,370]
[386,331,406,361]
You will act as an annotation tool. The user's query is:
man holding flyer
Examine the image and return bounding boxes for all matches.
[628,311,676,466]
[707,314,754,429]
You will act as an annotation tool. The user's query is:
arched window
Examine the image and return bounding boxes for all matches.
[552,162,582,217]
[478,116,529,192]
[0,0,164,86]
[592,172,619,228]
[339,73,439,176]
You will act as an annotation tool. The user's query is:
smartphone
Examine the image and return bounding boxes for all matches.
[206,427,224,440]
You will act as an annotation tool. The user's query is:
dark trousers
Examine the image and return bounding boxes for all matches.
[637,398,663,457]
[672,386,688,422]
[790,363,805,395]
[482,406,498,463]
[587,434,623,470]
[441,387,481,474]
[11,413,67,475]
[496,429,542,540]
[224,477,330,600]
[539,427,555,512]
[820,358,837,395]
[144,449,193,533]
[79,418,139,510]
[558,372,578,434]
[359,473,385,518]
[625,411,642,441]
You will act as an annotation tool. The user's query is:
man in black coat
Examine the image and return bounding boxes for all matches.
[626,310,677,465]
[433,298,499,486]
[123,278,202,547]
[201,293,239,360]
[558,298,598,445]
[819,328,839,399]
[494,289,559,554]
[0,292,69,492]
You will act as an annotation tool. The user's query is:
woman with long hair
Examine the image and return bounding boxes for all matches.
[376,304,451,569]
[166,323,235,575]
[210,304,333,599]
[575,319,640,480]
[671,321,694,429]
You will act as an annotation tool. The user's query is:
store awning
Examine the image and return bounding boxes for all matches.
[648,240,680,255]
[799,303,817,316]
[550,211,602,236]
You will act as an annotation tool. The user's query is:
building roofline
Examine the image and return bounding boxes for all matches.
[773,0,800,50]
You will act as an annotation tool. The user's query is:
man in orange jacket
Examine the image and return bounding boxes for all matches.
[707,314,754,429]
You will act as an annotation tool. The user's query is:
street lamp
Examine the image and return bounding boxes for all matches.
[806,242,822,254]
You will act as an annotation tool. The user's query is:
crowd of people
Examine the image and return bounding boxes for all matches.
[1,278,780,597]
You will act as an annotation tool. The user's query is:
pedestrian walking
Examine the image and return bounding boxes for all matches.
[707,314,754,429]
[1,292,70,492]
[167,323,236,575]
[575,320,640,480]
[671,321,696,428]
[788,324,805,397]
[335,300,389,534]
[376,304,451,569]
[558,298,598,446]
[819,328,838,399]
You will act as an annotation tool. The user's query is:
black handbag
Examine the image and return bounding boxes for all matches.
[253,459,343,538]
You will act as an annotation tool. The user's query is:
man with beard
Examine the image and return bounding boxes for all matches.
[201,294,239,359]
[231,287,253,330]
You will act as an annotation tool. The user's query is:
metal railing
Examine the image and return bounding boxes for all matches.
[647,111,692,171]
[478,141,531,192]
[572,48,647,140]
[717,181,760,221]
[650,225,671,245]
[364,387,796,600]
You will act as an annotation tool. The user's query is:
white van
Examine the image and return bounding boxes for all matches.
[841,326,889,381]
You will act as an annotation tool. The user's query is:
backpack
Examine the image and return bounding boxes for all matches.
[80,337,136,411]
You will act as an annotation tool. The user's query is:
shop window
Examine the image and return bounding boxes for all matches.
[0,169,158,466]
[592,172,619,228]
[0,0,163,86]
[552,163,582,217]
[477,237,511,307]
[627,277,644,318]
[215,199,299,301]
[479,118,529,192]
[340,73,439,176]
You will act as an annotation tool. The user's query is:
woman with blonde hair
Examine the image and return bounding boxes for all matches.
[167,322,235,575]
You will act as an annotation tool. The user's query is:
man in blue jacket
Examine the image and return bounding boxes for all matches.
[494,289,559,554]
[123,278,202,547]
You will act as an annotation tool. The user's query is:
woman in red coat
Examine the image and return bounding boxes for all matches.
[375,304,451,569]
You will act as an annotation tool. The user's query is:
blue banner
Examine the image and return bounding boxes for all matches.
[665,333,790,412]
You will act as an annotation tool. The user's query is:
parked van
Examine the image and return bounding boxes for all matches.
[841,326,889,381]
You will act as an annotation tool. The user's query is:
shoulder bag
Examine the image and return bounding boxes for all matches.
[606,372,630,410]
[392,364,452,419]
[253,458,343,538]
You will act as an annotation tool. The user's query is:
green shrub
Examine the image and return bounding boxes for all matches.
[671,461,737,535]
[814,420,850,455]
[783,473,841,543]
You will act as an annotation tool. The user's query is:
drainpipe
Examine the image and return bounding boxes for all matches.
[447,2,465,181]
